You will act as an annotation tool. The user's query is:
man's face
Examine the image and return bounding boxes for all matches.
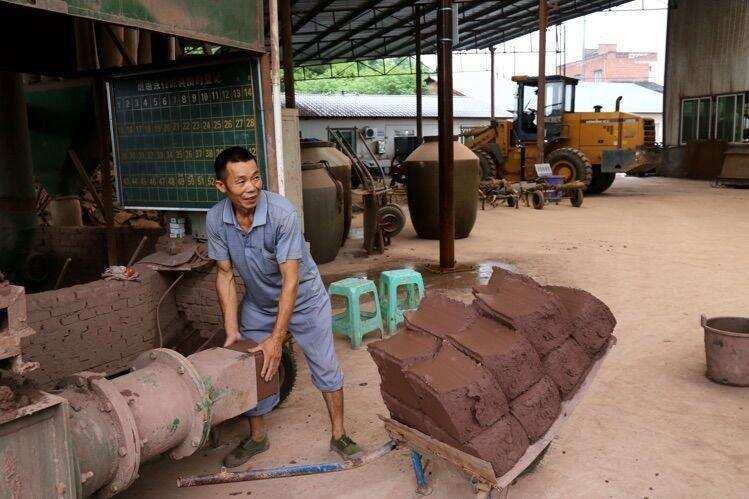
[216,160,262,211]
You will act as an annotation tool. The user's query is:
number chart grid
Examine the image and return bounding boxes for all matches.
[110,61,265,210]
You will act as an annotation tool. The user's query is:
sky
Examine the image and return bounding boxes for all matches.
[422,0,669,85]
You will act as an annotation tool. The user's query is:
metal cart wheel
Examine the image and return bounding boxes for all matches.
[570,189,584,207]
[378,203,406,238]
[531,191,545,210]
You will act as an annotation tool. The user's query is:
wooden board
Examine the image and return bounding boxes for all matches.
[381,336,617,490]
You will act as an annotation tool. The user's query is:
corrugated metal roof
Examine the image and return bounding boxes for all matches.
[289,80,663,121]
[450,74,664,116]
[289,93,506,118]
[288,0,635,67]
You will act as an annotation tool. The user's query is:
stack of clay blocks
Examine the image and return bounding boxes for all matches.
[368,267,616,477]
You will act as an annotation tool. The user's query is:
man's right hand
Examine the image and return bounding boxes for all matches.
[223,329,240,348]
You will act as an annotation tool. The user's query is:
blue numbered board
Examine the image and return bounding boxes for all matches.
[109,60,266,210]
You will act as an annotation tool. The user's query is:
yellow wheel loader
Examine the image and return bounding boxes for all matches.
[463,75,658,194]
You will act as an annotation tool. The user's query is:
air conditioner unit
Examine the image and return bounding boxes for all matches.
[362,126,376,139]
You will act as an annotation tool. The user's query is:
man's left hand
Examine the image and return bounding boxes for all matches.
[249,334,284,382]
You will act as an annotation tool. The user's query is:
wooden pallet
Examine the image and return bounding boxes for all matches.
[381,337,616,496]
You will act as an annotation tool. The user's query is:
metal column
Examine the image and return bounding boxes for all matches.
[280,0,295,109]
[269,0,286,195]
[93,78,118,266]
[536,0,547,163]
[437,0,455,270]
[415,4,423,143]
[489,46,495,120]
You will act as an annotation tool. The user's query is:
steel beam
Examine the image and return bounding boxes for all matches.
[489,46,495,119]
[292,0,337,32]
[305,0,416,65]
[295,0,382,59]
[437,0,455,271]
[416,4,423,143]
[280,0,296,108]
[537,0,547,163]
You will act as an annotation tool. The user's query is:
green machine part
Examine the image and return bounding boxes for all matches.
[0,0,264,51]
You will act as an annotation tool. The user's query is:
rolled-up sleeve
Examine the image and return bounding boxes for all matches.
[275,212,304,264]
[206,212,230,261]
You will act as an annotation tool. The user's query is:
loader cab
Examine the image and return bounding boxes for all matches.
[512,75,578,143]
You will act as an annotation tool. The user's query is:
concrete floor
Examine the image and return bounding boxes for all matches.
[122,176,749,498]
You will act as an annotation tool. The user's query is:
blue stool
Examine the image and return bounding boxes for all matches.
[328,277,384,349]
[379,269,425,334]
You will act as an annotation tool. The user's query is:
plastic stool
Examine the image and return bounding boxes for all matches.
[328,277,384,349]
[379,269,425,333]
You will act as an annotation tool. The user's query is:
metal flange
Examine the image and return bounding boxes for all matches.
[89,377,142,498]
[132,348,209,460]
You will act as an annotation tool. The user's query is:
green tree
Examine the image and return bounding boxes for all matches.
[285,58,431,95]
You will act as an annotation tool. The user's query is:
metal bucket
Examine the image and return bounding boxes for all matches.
[701,315,749,386]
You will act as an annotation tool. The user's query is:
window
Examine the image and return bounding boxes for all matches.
[680,97,711,144]
[328,128,356,152]
[593,70,603,83]
[715,94,745,143]
[564,84,574,112]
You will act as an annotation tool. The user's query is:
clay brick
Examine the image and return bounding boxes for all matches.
[447,316,543,400]
[225,339,280,400]
[403,293,478,339]
[368,329,442,405]
[27,308,52,323]
[462,414,529,477]
[405,343,509,443]
[52,300,85,317]
[37,316,62,333]
[60,314,81,326]
[111,299,129,312]
[542,338,592,399]
[95,304,114,316]
[543,286,616,357]
[474,273,571,356]
[86,293,114,308]
[509,376,560,442]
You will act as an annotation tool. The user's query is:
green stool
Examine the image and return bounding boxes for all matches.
[379,269,425,334]
[329,277,384,349]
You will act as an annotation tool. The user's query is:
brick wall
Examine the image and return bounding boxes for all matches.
[22,263,184,388]
[31,226,164,288]
[173,264,245,339]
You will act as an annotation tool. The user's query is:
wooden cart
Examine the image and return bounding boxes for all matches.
[381,337,616,497]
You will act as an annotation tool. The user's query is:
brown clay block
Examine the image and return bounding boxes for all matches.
[544,285,616,357]
[542,337,592,399]
[474,277,571,357]
[225,339,280,401]
[402,293,478,339]
[509,376,561,442]
[405,343,509,443]
[473,266,541,295]
[368,329,441,405]
[380,389,430,435]
[462,414,529,477]
[381,390,464,449]
[447,316,543,400]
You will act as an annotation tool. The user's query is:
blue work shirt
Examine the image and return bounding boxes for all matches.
[206,191,326,319]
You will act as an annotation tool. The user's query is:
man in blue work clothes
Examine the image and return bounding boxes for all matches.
[206,146,360,467]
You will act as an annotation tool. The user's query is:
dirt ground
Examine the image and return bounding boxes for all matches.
[122,176,749,498]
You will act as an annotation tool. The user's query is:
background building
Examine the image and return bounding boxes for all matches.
[558,43,657,82]
[661,0,749,176]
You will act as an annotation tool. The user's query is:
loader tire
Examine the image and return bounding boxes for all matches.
[586,167,617,194]
[547,148,593,187]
